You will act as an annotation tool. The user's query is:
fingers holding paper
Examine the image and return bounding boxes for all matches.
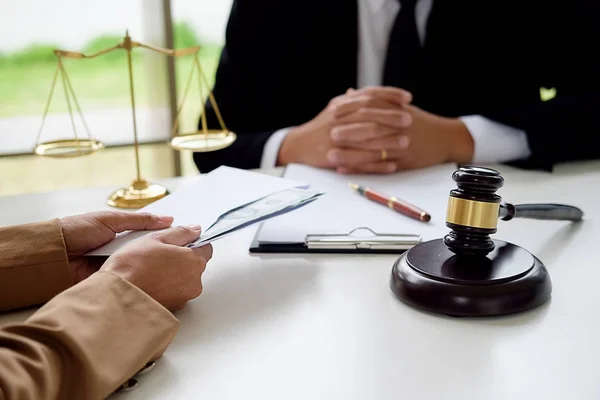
[150,224,214,261]
[60,211,174,258]
[59,211,175,284]
[101,224,212,311]
[150,224,202,245]
[192,242,213,262]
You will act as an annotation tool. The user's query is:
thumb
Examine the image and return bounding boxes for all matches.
[151,225,202,246]
[97,212,174,234]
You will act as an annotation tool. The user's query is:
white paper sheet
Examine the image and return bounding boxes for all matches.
[88,166,307,256]
[187,187,324,248]
[256,163,458,245]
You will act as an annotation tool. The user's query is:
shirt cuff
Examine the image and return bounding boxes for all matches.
[460,115,532,164]
[260,127,293,168]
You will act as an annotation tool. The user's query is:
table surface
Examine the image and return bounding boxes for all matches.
[1,162,599,400]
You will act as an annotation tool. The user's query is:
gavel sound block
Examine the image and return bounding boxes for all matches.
[390,166,583,317]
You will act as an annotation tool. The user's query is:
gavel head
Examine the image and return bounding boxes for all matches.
[443,166,504,257]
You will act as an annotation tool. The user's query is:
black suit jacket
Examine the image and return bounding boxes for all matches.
[194,0,600,173]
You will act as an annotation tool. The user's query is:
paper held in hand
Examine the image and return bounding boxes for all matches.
[87,166,324,256]
[187,187,323,248]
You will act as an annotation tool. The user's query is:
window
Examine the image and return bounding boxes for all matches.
[171,0,233,175]
[0,0,232,196]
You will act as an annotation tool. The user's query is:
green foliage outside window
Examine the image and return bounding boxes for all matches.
[0,22,221,118]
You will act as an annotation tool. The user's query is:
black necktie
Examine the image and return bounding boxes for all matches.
[382,0,422,96]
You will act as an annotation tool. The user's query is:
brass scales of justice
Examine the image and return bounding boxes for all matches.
[33,30,236,209]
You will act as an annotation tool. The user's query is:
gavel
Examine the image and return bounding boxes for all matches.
[389,165,584,317]
[443,166,584,256]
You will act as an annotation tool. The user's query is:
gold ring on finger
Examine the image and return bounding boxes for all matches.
[381,149,388,162]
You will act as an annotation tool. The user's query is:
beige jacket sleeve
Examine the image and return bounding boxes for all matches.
[0,219,72,312]
[0,220,180,400]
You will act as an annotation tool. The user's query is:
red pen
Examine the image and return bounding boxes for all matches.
[349,183,431,222]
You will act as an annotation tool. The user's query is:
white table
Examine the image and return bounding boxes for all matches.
[1,162,600,400]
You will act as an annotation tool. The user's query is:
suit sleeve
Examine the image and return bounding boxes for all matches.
[0,220,72,313]
[194,0,284,172]
[482,1,600,170]
[0,272,179,400]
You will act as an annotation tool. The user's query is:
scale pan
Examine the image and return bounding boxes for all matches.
[169,130,236,152]
[33,139,104,158]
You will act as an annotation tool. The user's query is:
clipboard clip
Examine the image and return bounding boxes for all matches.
[305,227,421,251]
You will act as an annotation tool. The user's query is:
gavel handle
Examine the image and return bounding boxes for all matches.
[500,203,584,221]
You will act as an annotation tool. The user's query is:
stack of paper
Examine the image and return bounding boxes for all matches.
[88,166,321,256]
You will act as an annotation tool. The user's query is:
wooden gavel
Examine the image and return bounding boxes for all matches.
[442,166,584,256]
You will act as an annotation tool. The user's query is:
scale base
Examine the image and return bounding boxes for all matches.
[390,239,552,317]
[107,179,169,209]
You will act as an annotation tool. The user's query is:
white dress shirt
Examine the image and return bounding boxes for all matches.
[260,0,532,168]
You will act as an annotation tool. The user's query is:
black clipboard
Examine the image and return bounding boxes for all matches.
[249,226,421,254]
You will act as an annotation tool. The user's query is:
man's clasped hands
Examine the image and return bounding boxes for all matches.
[278,86,474,174]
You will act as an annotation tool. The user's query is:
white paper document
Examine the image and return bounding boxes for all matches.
[88,166,311,256]
[187,187,324,248]
[255,163,458,246]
